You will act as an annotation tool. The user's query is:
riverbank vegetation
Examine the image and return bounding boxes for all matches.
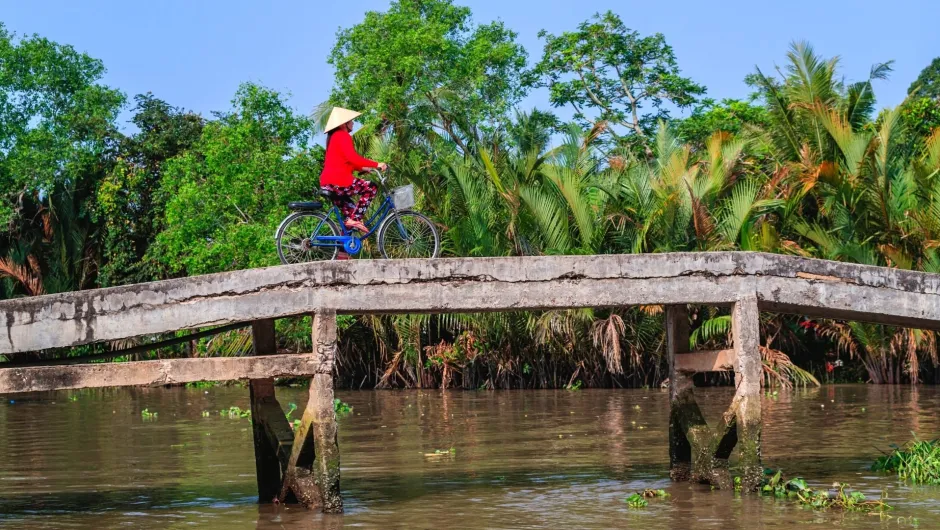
[2,1,940,388]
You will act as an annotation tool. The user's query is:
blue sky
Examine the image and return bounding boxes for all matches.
[3,0,939,129]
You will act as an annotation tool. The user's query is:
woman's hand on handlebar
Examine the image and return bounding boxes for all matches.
[376,162,388,172]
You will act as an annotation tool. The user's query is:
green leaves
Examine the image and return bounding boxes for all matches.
[0,23,124,297]
[533,11,705,149]
[0,25,124,214]
[908,57,940,101]
[328,0,527,142]
[149,83,320,276]
[873,436,940,485]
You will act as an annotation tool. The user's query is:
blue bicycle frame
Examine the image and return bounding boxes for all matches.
[309,194,400,255]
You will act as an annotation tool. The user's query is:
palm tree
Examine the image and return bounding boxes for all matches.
[747,42,940,383]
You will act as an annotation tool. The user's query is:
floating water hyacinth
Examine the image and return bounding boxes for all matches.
[873,437,940,485]
[758,470,891,513]
[334,399,353,417]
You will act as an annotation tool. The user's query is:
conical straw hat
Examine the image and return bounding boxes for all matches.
[324,107,362,132]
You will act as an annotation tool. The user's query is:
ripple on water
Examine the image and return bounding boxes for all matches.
[0,385,937,529]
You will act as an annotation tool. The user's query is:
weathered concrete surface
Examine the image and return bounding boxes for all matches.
[308,310,342,513]
[259,397,295,466]
[731,295,763,491]
[667,297,763,491]
[280,310,342,514]
[666,305,694,482]
[249,320,283,503]
[2,252,939,355]
[0,353,321,394]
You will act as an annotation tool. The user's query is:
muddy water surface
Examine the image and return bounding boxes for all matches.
[0,385,937,528]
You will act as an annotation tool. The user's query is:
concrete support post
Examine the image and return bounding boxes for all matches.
[308,309,342,513]
[731,294,763,491]
[666,305,693,481]
[667,300,761,491]
[249,319,281,503]
[282,310,342,512]
[666,305,728,488]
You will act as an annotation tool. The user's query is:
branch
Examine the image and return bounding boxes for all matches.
[611,64,645,137]
[576,71,613,114]
[426,92,470,155]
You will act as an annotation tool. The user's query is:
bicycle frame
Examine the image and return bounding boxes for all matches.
[307,170,409,255]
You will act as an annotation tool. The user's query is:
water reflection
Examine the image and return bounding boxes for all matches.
[0,386,937,528]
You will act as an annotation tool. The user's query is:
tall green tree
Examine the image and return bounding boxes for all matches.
[0,23,124,297]
[674,98,770,147]
[533,11,705,150]
[328,0,528,153]
[747,41,892,163]
[908,57,940,100]
[97,94,204,286]
[150,84,321,276]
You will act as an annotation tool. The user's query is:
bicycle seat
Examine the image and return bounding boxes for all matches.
[319,189,343,202]
[287,201,323,211]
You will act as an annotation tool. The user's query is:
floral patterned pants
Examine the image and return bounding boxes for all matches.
[321,178,378,222]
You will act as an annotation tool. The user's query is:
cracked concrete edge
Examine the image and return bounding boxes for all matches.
[2,252,940,354]
[0,353,321,394]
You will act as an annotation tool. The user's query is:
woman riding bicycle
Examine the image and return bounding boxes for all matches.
[320,107,388,233]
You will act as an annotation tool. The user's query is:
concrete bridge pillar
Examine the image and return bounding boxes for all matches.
[306,309,343,512]
[249,319,282,503]
[731,295,762,490]
[272,310,344,513]
[666,295,763,491]
[247,311,343,513]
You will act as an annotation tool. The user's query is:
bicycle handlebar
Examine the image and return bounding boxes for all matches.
[367,167,386,184]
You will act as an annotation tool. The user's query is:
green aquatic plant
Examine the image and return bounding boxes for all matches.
[334,399,353,417]
[760,470,891,513]
[285,402,298,420]
[220,406,251,419]
[873,437,940,485]
[185,381,219,389]
[423,447,457,459]
[624,493,648,509]
[141,408,158,420]
[624,489,669,509]
[640,489,669,499]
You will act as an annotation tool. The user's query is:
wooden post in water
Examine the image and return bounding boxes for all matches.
[280,309,343,513]
[249,319,282,503]
[731,294,762,490]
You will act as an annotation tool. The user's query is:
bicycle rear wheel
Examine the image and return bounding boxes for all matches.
[276,212,339,264]
[377,210,440,259]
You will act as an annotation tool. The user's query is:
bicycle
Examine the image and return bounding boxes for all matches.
[275,169,440,264]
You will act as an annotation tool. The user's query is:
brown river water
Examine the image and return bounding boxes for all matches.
[0,385,937,529]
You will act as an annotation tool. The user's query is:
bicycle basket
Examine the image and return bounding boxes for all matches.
[391,184,415,209]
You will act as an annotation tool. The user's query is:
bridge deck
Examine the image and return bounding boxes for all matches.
[2,252,939,358]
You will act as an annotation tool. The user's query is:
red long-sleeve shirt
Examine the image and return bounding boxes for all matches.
[319,128,378,187]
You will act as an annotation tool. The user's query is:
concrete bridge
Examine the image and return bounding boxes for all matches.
[1,252,939,512]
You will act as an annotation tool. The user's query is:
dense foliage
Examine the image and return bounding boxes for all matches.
[873,437,940,485]
[532,11,705,153]
[2,5,940,389]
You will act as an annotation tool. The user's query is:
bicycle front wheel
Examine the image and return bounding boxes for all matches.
[276,212,339,264]
[377,210,440,259]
